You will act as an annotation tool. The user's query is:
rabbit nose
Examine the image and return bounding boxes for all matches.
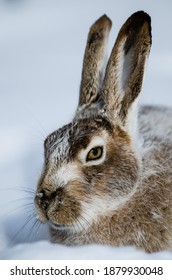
[36,190,51,211]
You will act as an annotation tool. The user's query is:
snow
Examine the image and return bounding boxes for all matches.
[1,242,172,260]
[0,0,172,260]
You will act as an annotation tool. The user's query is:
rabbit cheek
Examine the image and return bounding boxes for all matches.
[112,129,140,183]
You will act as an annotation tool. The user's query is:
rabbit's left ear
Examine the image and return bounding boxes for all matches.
[102,11,152,126]
[77,15,112,111]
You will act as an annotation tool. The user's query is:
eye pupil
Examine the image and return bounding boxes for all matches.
[86,146,103,161]
[92,148,98,156]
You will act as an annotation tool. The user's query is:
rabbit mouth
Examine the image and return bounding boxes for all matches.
[50,221,72,231]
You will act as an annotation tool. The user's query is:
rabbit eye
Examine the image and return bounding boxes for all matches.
[86,146,103,161]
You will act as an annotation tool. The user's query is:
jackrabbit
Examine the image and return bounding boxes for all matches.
[35,11,172,252]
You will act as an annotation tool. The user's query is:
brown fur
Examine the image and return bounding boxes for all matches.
[35,12,172,253]
[79,15,112,107]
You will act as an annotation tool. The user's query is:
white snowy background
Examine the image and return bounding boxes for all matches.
[0,0,172,259]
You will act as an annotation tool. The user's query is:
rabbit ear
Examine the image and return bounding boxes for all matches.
[78,15,112,110]
[102,11,152,125]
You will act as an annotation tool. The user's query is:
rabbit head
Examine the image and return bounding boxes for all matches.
[35,11,152,236]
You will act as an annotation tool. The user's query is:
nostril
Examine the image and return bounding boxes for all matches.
[36,192,44,198]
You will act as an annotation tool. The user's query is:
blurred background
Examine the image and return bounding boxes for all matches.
[0,0,172,254]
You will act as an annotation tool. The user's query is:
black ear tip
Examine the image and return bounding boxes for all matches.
[125,10,152,40]
[134,11,152,43]
[130,10,151,25]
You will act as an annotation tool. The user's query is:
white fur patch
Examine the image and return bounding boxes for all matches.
[74,186,138,232]
[51,163,83,188]
[126,96,142,154]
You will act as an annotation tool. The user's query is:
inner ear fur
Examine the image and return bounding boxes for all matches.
[102,11,152,124]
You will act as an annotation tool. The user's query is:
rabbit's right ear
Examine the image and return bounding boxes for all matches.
[77,15,112,110]
[102,11,152,126]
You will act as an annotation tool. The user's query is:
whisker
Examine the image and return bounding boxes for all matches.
[8,212,36,247]
[62,207,82,233]
[27,128,45,143]
[26,118,48,140]
[80,208,93,226]
[71,212,85,233]
[0,187,35,196]
[0,203,35,220]
[1,197,34,208]
[78,214,90,231]
[33,219,42,239]
[27,215,40,241]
